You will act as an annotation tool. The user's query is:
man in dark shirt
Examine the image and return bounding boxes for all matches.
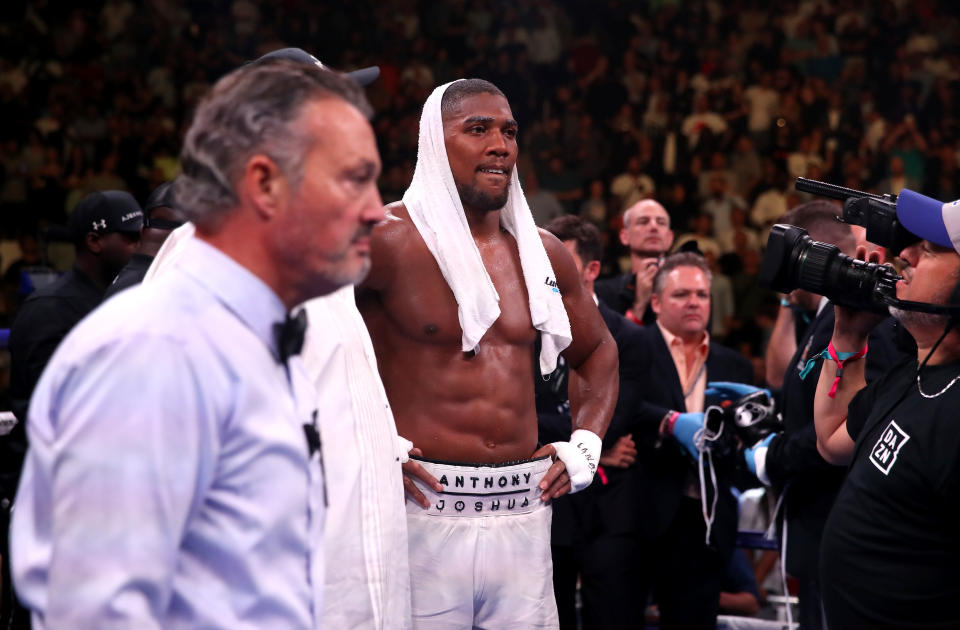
[814,188,960,628]
[10,190,141,421]
[104,181,185,299]
[749,202,903,630]
[537,215,647,629]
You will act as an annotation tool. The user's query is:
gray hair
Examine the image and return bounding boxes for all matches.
[175,59,373,231]
[652,252,713,295]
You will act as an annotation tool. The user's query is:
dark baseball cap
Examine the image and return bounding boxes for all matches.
[48,190,144,242]
[143,180,186,230]
[252,47,380,86]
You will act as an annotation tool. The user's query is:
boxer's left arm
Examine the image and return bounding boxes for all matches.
[535,231,619,500]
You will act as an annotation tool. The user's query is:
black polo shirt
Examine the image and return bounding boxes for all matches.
[103,253,155,300]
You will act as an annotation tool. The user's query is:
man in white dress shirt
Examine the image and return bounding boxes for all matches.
[143,48,416,629]
[10,58,384,629]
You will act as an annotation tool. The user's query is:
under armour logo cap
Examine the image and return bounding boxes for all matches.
[251,47,380,86]
[48,190,144,242]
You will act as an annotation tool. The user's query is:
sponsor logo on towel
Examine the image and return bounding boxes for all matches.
[544,276,560,293]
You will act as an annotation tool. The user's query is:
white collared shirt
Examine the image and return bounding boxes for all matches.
[13,238,322,629]
[300,287,412,629]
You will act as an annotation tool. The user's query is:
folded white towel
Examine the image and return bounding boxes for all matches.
[402,81,571,373]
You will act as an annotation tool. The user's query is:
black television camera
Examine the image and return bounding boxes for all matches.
[759,178,960,317]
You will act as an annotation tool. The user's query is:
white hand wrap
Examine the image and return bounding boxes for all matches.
[550,429,602,493]
[396,435,414,463]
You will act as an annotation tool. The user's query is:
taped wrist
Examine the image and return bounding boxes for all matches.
[396,435,414,463]
[550,429,602,493]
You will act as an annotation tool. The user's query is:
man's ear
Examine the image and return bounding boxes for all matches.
[240,154,289,220]
[650,291,661,316]
[665,229,675,250]
[619,228,629,247]
[584,259,601,283]
[85,232,102,254]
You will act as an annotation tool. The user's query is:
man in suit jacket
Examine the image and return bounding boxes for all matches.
[537,216,649,630]
[626,251,754,629]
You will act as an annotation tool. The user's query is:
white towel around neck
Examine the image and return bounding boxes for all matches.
[402,80,571,373]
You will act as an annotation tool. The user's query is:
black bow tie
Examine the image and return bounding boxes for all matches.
[274,310,307,363]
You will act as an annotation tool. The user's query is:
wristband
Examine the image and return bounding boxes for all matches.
[798,340,868,397]
[550,428,602,493]
[666,411,681,435]
[625,308,642,324]
[396,435,414,463]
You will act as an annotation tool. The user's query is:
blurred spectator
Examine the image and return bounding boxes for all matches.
[610,155,655,212]
[525,170,564,227]
[717,206,761,257]
[104,181,185,299]
[674,212,721,259]
[702,173,747,236]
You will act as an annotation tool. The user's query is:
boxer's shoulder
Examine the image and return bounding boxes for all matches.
[363,202,433,292]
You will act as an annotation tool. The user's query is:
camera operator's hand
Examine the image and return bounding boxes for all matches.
[833,246,889,351]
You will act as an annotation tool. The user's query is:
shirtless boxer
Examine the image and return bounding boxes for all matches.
[358,79,619,628]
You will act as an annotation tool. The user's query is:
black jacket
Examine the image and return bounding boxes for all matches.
[624,323,754,556]
[536,301,647,544]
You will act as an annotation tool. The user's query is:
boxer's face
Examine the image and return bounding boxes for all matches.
[651,265,711,340]
[274,98,384,298]
[443,92,518,214]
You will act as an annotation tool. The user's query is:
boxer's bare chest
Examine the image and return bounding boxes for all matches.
[381,227,537,348]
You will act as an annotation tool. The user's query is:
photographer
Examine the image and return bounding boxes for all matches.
[752,201,903,630]
[813,189,960,628]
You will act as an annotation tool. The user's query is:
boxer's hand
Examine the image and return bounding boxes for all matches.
[532,444,571,502]
[401,447,442,509]
[599,434,636,468]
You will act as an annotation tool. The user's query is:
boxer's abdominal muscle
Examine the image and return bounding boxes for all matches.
[358,215,542,464]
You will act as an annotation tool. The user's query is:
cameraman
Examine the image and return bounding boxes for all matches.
[752,202,903,630]
[814,189,960,628]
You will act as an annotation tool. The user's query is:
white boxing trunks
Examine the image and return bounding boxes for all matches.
[405,455,559,629]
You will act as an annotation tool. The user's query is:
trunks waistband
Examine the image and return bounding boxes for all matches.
[406,455,552,518]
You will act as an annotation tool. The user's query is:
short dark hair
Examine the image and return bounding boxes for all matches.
[780,200,854,251]
[440,79,506,118]
[544,215,604,264]
[653,252,713,295]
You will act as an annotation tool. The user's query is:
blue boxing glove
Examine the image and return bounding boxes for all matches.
[667,411,706,460]
[705,381,771,405]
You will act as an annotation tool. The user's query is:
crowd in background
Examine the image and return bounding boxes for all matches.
[0,0,958,361]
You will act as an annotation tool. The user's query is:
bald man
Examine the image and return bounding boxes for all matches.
[595,199,675,325]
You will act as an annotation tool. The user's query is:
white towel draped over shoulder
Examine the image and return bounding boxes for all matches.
[402,80,571,373]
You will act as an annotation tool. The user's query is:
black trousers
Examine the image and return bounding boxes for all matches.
[635,498,727,630]
[798,576,826,630]
[552,533,645,630]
